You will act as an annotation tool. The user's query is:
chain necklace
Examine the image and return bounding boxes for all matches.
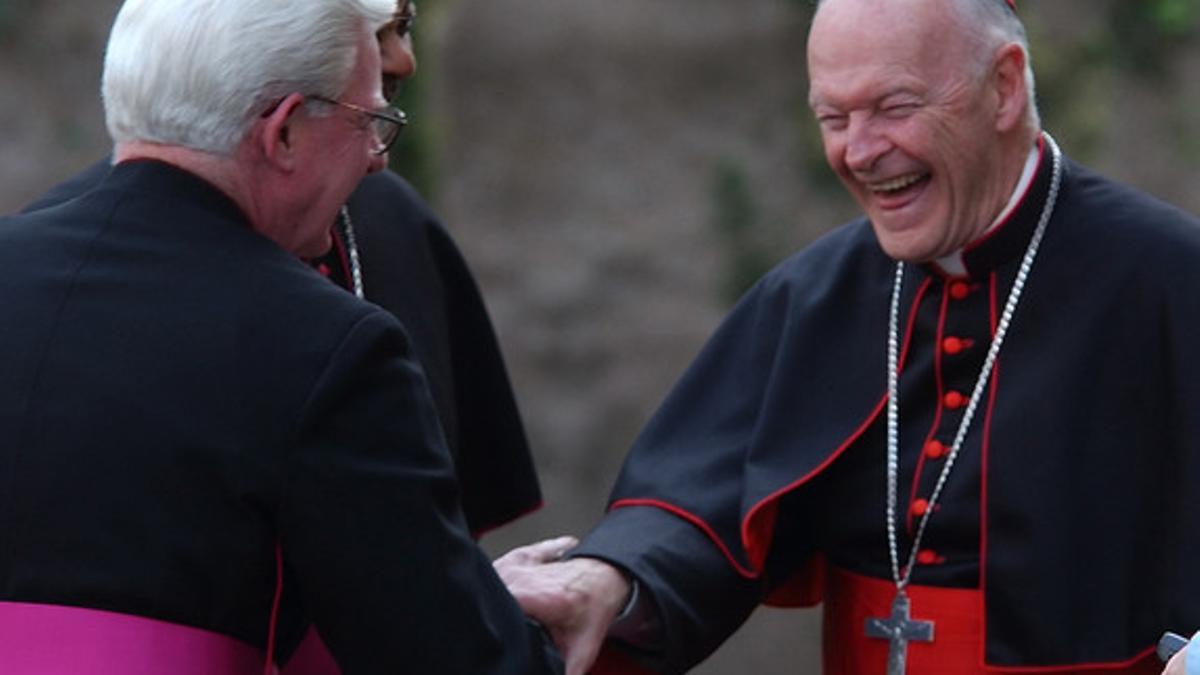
[338,205,365,299]
[868,134,1062,675]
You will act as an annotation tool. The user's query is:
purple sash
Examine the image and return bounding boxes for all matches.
[0,601,270,674]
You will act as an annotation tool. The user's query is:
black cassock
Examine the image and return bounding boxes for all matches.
[575,137,1200,673]
[24,162,542,538]
[2,161,558,673]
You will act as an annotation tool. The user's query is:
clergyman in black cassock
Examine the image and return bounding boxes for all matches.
[495,0,1200,672]
[22,162,543,539]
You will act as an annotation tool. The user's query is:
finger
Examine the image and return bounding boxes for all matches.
[561,622,608,675]
[496,535,579,565]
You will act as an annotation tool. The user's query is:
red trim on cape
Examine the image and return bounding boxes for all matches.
[609,498,760,578]
[606,275,935,584]
[741,275,936,572]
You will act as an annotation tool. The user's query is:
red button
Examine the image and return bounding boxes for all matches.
[917,549,943,565]
[911,498,930,517]
[942,337,965,355]
[924,440,948,459]
[316,263,332,277]
[943,390,966,409]
[949,281,970,300]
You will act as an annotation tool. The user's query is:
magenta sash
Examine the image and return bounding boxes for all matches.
[0,601,270,674]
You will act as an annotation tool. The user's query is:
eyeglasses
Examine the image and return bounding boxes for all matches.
[389,1,417,38]
[309,96,407,155]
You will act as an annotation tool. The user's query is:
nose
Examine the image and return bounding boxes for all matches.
[843,113,889,173]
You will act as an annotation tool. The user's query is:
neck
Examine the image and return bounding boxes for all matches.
[935,132,1042,275]
[114,139,279,239]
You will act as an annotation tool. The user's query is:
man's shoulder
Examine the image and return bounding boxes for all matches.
[21,157,113,213]
[1054,160,1200,296]
[344,170,453,250]
[1064,161,1200,245]
[349,170,434,221]
[756,217,887,294]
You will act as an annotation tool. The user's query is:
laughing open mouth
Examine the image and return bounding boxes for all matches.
[868,172,929,195]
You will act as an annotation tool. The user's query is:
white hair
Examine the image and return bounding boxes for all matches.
[102,0,395,155]
[949,0,1040,131]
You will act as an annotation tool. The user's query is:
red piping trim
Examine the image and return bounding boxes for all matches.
[964,136,1047,258]
[610,498,761,578]
[977,271,1001,668]
[897,276,934,373]
[330,225,353,292]
[739,275,936,570]
[908,282,953,532]
[469,500,545,541]
[979,644,1160,673]
[264,542,283,675]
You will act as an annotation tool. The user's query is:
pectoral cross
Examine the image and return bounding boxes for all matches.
[864,592,935,675]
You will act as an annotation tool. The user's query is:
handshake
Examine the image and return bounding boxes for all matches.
[494,536,633,675]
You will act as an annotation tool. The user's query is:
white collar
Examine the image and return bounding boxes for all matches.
[935,143,1041,276]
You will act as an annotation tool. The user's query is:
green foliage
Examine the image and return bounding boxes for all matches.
[0,0,33,42]
[389,64,437,199]
[1106,0,1199,76]
[387,0,439,200]
[709,159,775,304]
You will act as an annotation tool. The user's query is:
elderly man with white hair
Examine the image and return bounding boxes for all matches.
[495,1,1200,673]
[0,1,561,673]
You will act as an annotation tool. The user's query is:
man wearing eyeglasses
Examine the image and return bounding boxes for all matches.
[315,0,543,545]
[24,0,542,550]
[0,1,560,673]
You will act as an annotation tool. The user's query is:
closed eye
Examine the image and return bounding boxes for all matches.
[817,113,848,131]
[881,103,918,118]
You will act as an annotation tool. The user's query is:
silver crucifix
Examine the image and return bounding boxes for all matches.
[864,591,935,675]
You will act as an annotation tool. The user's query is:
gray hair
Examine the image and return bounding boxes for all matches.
[951,0,1040,131]
[102,0,395,155]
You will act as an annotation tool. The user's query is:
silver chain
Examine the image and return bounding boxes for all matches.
[885,134,1062,591]
[338,205,365,299]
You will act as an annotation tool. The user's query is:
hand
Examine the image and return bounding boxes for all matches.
[495,536,631,675]
[1163,643,1187,675]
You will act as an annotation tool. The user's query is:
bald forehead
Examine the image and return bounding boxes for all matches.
[807,0,981,110]
[808,0,971,71]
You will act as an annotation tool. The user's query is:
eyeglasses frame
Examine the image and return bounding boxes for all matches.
[390,0,418,39]
[308,95,408,155]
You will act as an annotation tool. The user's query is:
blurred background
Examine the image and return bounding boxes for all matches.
[2,0,1197,672]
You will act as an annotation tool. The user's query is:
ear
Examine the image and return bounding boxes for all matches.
[991,43,1029,133]
[257,93,307,172]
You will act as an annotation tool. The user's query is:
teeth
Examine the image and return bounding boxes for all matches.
[869,173,924,193]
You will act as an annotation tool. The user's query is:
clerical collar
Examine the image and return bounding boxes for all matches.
[934,139,1043,277]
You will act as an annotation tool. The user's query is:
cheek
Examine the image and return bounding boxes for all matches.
[820,133,848,173]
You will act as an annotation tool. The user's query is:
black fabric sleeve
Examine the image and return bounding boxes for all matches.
[572,506,767,675]
[277,310,561,675]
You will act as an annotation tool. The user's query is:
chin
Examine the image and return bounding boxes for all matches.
[873,232,942,264]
